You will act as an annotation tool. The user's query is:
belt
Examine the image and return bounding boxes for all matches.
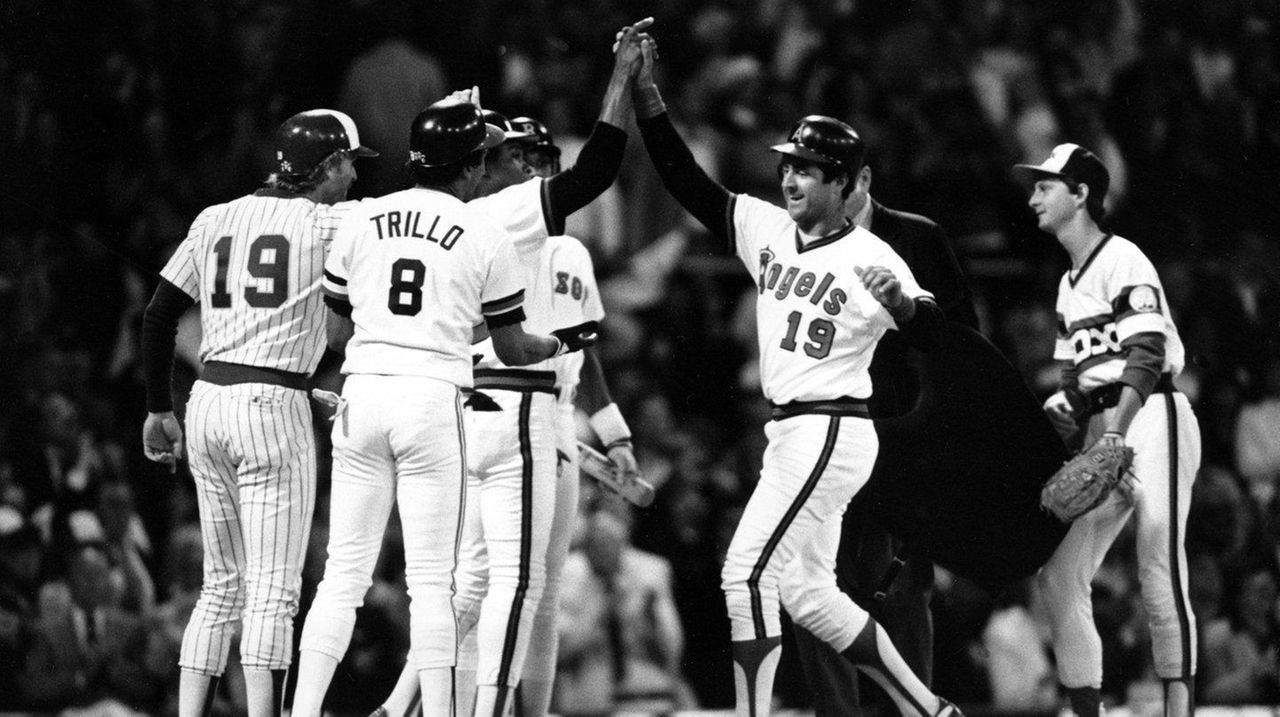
[472,368,558,395]
[1083,373,1176,417]
[202,361,307,390]
[770,397,870,421]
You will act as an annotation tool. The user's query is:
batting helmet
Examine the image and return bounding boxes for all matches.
[274,109,377,176]
[409,98,505,167]
[481,109,536,142]
[770,115,865,170]
[509,116,560,158]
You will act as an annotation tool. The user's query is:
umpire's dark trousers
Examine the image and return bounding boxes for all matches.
[791,493,934,717]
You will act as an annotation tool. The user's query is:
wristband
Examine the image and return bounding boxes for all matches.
[633,84,667,119]
[589,403,631,449]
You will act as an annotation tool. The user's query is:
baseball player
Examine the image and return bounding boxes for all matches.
[625,33,960,717]
[287,97,597,717]
[365,25,648,717]
[140,109,377,717]
[1015,144,1201,717]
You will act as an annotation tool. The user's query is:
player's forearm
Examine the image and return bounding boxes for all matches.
[545,122,628,222]
[492,331,560,366]
[1118,332,1165,402]
[324,307,355,353]
[1105,385,1144,437]
[141,280,195,413]
[635,108,733,240]
[597,63,633,131]
[575,349,614,415]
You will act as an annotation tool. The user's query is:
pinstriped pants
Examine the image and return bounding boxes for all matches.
[180,380,316,674]
[722,413,878,648]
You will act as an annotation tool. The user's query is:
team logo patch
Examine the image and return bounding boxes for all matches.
[1129,285,1159,313]
[759,247,775,271]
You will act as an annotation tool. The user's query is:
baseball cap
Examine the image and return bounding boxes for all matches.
[1013,143,1110,199]
[482,110,536,142]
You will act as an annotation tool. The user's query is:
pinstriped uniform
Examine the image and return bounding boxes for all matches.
[160,190,353,673]
[1039,234,1201,688]
[458,231,604,697]
[718,194,933,650]
[301,185,526,705]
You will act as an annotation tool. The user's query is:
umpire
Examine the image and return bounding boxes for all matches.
[790,126,979,717]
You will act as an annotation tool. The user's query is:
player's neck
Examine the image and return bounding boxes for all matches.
[1058,218,1107,269]
[797,213,850,241]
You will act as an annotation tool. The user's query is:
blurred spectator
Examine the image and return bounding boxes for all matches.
[0,505,44,706]
[1200,566,1280,704]
[981,581,1057,712]
[1235,357,1280,504]
[555,503,695,715]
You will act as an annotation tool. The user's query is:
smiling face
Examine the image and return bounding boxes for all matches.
[476,142,530,197]
[1028,176,1081,234]
[777,157,847,232]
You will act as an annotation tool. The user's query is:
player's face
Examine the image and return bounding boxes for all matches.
[1028,178,1078,233]
[778,158,846,231]
[316,153,357,204]
[476,142,530,197]
[523,147,558,178]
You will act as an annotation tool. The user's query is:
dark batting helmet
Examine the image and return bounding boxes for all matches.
[770,115,865,170]
[509,116,560,158]
[274,109,377,176]
[481,109,536,142]
[408,98,505,167]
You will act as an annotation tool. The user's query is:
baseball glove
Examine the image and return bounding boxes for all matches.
[1040,438,1135,522]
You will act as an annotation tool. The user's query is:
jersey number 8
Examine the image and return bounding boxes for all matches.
[211,235,291,309]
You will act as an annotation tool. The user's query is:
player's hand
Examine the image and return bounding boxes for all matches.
[612,17,654,79]
[606,443,640,489]
[551,320,600,356]
[445,85,482,109]
[142,411,184,474]
[1042,391,1080,440]
[855,265,908,310]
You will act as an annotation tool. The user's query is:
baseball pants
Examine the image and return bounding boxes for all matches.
[1038,391,1201,687]
[453,386,557,691]
[300,375,466,673]
[723,413,877,648]
[180,380,316,674]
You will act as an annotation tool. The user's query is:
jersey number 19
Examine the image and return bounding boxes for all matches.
[211,234,291,309]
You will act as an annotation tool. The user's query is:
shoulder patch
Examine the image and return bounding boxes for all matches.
[1129,285,1160,313]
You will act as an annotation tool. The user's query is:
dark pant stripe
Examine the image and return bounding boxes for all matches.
[449,390,468,647]
[748,416,842,638]
[495,392,536,703]
[1166,393,1193,679]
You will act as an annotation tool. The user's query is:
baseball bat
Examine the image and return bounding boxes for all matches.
[577,440,655,508]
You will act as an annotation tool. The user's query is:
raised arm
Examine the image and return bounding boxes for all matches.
[629,35,734,241]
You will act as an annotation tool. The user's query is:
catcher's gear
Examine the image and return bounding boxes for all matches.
[408,98,505,167]
[550,320,599,356]
[770,115,866,170]
[274,109,377,176]
[1040,437,1135,522]
[509,116,561,158]
[481,109,536,142]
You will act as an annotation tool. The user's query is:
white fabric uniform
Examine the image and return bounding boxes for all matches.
[1038,234,1201,687]
[302,187,526,695]
[455,172,603,699]
[719,194,933,649]
[160,190,350,674]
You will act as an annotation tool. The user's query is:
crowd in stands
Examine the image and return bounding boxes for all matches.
[2,0,1279,713]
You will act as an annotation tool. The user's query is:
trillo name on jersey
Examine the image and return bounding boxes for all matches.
[368,210,464,249]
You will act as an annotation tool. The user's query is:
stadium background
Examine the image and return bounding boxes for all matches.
[1,0,1279,714]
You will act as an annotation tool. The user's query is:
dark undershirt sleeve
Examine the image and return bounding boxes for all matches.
[141,279,196,413]
[636,112,734,242]
[895,297,945,351]
[1119,332,1166,402]
[485,307,527,330]
[323,294,352,317]
[544,122,628,227]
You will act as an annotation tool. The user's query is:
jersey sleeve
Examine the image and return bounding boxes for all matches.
[1107,249,1167,342]
[871,237,935,302]
[1054,304,1075,361]
[159,206,218,300]
[565,239,605,322]
[470,178,553,257]
[482,234,528,328]
[321,210,358,311]
[730,194,793,281]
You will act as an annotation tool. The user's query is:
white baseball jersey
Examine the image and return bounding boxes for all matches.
[160,190,353,374]
[469,177,557,257]
[730,194,933,404]
[472,235,604,391]
[1052,234,1186,393]
[322,186,526,386]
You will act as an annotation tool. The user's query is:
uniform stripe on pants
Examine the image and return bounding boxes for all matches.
[1166,394,1192,679]
[496,392,535,694]
[748,416,841,638]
